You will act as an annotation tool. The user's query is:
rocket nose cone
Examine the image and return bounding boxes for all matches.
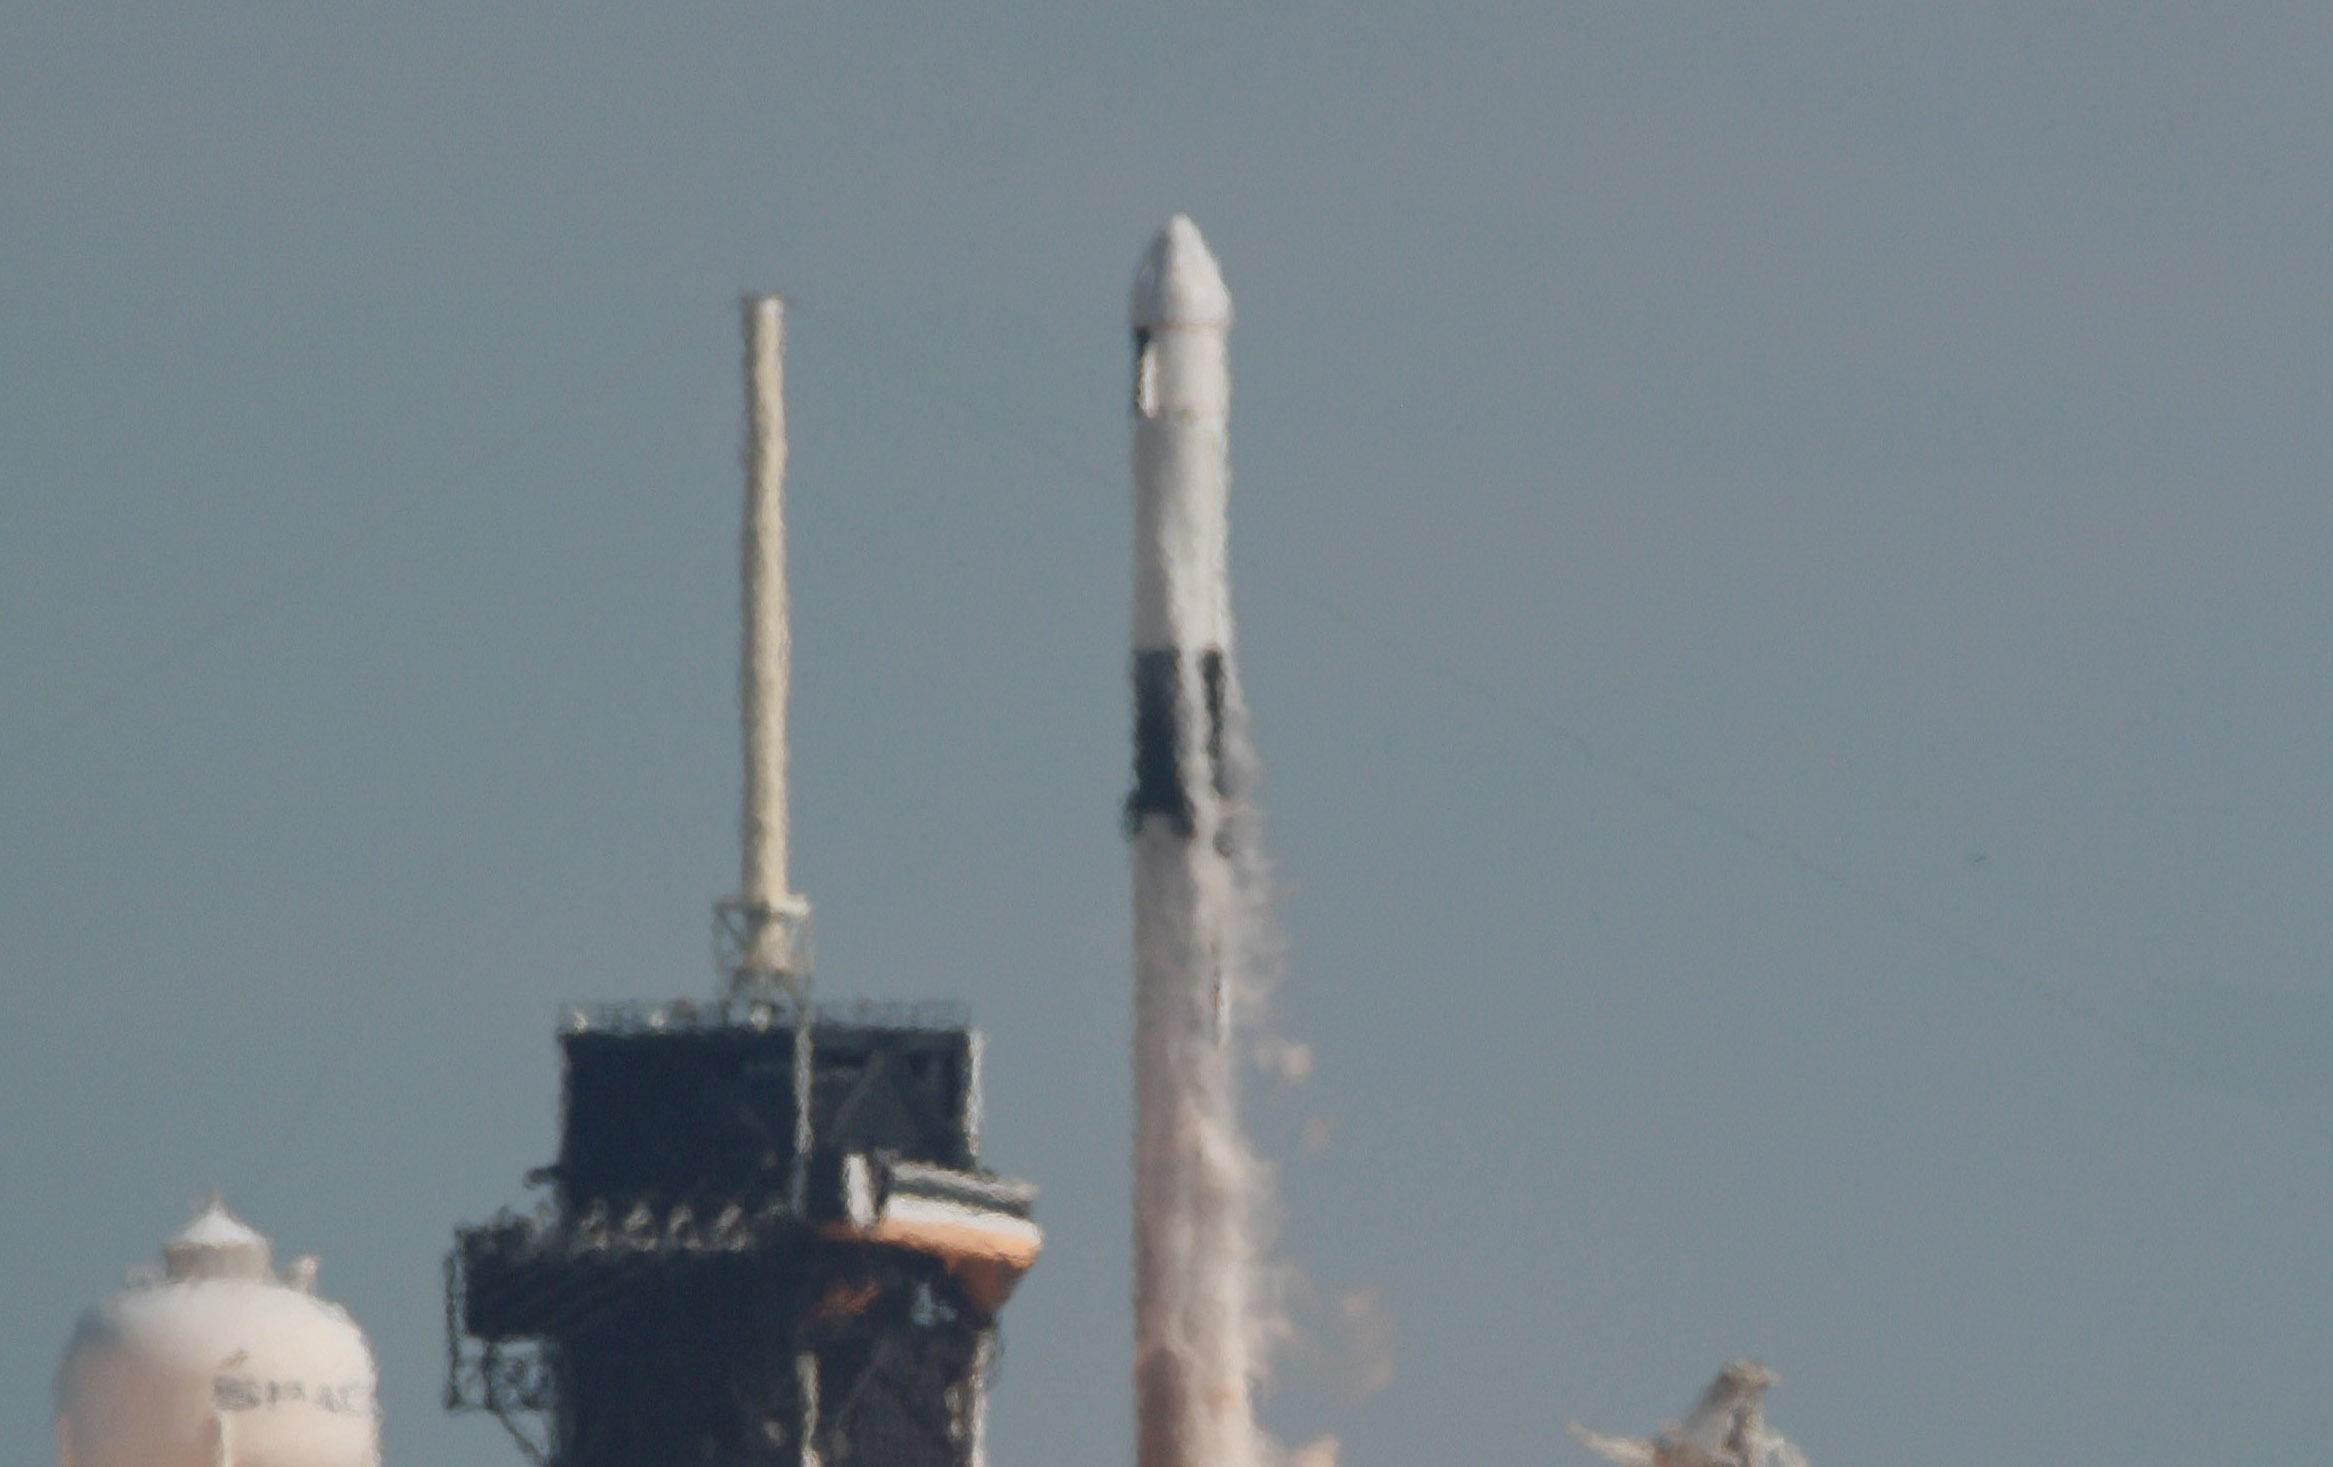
[1130,215,1231,330]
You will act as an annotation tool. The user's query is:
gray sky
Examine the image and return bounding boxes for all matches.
[3,6,2328,1464]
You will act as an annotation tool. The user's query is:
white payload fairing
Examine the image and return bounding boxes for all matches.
[1127,215,1264,1467]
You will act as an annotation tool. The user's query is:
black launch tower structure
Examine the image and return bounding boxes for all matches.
[448,995,1039,1467]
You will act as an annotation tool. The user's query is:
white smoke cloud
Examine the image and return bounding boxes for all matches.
[1296,1114,1335,1161]
[1568,1360,1807,1467]
[1276,1275,1401,1416]
[1278,1434,1342,1467]
[1329,1287,1399,1405]
[1253,1036,1315,1087]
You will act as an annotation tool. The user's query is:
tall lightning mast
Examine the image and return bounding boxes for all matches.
[724,294,813,993]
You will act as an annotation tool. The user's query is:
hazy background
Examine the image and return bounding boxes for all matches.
[4,6,2328,1464]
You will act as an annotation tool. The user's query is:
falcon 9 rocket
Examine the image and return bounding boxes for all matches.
[1126,215,1266,1467]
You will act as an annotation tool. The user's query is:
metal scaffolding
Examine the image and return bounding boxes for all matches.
[449,1004,1037,1467]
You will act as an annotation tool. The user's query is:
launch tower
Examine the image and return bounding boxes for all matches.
[446,299,1040,1467]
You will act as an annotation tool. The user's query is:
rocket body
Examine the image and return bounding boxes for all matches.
[1127,216,1261,1467]
[1127,214,1234,839]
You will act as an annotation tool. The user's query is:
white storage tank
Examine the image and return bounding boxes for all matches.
[56,1197,380,1467]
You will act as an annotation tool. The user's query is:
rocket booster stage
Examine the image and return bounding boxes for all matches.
[1127,216,1263,1467]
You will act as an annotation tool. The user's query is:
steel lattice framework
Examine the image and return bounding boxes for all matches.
[448,1002,1036,1467]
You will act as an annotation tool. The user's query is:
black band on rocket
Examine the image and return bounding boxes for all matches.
[1127,649,1226,835]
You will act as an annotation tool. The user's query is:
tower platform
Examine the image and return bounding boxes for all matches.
[448,998,1038,1467]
